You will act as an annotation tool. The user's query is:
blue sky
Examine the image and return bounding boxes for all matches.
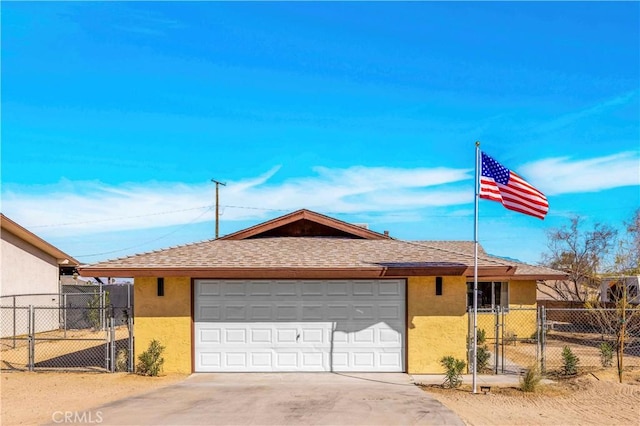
[2,2,639,266]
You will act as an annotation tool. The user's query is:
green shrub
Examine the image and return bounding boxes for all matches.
[599,342,613,367]
[87,291,110,330]
[440,356,466,388]
[561,346,579,376]
[477,328,486,345]
[476,345,491,373]
[116,348,129,372]
[137,340,165,376]
[520,364,542,392]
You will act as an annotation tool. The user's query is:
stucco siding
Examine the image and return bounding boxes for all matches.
[134,277,192,374]
[1,230,60,298]
[407,276,468,374]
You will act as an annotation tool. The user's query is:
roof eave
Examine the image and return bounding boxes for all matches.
[1,214,80,266]
[78,265,516,279]
[511,274,569,281]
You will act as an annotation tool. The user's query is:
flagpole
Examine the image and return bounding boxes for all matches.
[472,141,480,394]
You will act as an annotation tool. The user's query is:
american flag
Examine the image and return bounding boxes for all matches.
[479,152,549,220]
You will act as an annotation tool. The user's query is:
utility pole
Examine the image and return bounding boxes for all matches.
[211,179,226,238]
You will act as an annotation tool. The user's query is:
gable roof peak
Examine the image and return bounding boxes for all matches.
[220,209,391,240]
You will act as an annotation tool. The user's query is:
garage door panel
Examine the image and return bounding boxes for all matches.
[276,281,297,296]
[250,328,272,343]
[379,281,403,296]
[301,304,324,320]
[198,305,221,321]
[301,281,325,296]
[276,305,297,320]
[195,279,405,372]
[326,281,349,296]
[249,305,272,320]
[353,281,375,296]
[225,305,247,320]
[379,305,402,320]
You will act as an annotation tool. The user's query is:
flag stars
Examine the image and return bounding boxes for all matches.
[481,153,510,185]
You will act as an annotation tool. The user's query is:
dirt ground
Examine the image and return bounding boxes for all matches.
[1,369,640,426]
[0,371,187,425]
[422,368,640,426]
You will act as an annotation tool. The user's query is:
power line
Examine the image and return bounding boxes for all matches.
[27,205,212,228]
[76,207,214,258]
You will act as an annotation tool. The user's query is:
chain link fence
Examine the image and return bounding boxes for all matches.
[541,307,640,374]
[0,289,133,373]
[468,306,640,376]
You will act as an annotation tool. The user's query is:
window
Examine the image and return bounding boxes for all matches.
[467,281,509,310]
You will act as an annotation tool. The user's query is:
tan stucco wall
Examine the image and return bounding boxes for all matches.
[408,277,538,374]
[134,277,192,374]
[407,276,468,374]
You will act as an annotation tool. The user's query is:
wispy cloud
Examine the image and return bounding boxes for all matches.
[519,151,640,195]
[531,91,638,135]
[113,8,184,37]
[1,165,473,237]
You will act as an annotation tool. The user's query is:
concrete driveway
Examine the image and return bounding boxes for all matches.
[90,373,464,425]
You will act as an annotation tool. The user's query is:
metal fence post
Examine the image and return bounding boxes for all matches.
[536,305,541,372]
[500,307,506,373]
[128,314,134,373]
[28,305,34,371]
[110,315,116,372]
[540,306,546,374]
[63,293,67,338]
[494,308,499,374]
[12,295,17,349]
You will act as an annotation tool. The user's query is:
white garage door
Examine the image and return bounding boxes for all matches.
[194,279,405,372]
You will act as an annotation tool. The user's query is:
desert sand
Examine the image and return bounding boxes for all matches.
[422,368,640,426]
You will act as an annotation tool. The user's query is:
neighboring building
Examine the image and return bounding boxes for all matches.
[79,209,565,374]
[600,276,640,304]
[537,279,600,302]
[1,214,80,336]
[1,214,80,298]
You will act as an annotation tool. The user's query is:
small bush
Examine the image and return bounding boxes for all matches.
[87,291,110,330]
[137,340,165,376]
[115,348,129,372]
[476,345,491,373]
[520,364,542,392]
[504,330,517,346]
[599,342,613,367]
[440,356,466,388]
[561,346,579,376]
[477,328,486,345]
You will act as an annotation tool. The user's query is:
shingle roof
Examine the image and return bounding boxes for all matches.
[80,237,564,280]
[413,240,563,278]
[79,209,565,280]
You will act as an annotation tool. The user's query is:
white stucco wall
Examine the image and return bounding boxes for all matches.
[1,230,61,337]
[1,230,60,298]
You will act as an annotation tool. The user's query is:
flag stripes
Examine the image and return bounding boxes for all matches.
[479,152,549,219]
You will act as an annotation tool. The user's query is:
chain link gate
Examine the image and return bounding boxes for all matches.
[468,306,540,375]
[1,292,134,373]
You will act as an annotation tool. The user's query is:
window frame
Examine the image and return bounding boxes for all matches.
[467,281,509,311]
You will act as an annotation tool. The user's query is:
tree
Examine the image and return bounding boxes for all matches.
[539,216,617,302]
[614,209,640,275]
[585,280,640,383]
